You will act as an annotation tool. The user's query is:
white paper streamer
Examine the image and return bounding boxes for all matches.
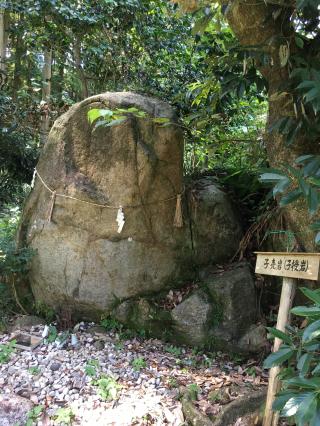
[30,169,37,188]
[116,206,125,233]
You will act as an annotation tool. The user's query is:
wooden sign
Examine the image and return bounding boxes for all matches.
[255,251,320,426]
[255,252,320,281]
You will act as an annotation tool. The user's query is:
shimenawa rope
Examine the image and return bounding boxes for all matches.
[32,169,184,229]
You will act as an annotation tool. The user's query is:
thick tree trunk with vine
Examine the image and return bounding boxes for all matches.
[175,0,318,251]
[224,1,320,251]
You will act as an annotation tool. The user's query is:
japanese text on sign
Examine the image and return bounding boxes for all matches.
[255,252,320,281]
[262,257,309,272]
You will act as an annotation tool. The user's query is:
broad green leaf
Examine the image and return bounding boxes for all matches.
[88,108,103,124]
[259,173,287,183]
[263,346,295,369]
[266,327,293,346]
[272,178,291,196]
[310,410,320,426]
[311,363,320,375]
[297,353,312,376]
[298,177,310,196]
[300,287,320,305]
[291,306,320,318]
[295,392,318,424]
[302,319,320,342]
[98,109,114,118]
[286,376,320,390]
[281,393,311,417]
[297,81,316,90]
[316,232,320,245]
[310,220,320,231]
[279,189,302,207]
[309,177,320,187]
[303,157,320,177]
[92,119,107,131]
[308,187,319,215]
[295,154,315,164]
[273,392,297,411]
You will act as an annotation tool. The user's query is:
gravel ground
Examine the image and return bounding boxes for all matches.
[0,322,268,425]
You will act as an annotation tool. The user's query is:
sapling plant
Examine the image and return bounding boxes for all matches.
[263,287,320,425]
[0,339,16,364]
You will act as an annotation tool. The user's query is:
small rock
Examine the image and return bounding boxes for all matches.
[11,315,45,332]
[50,362,61,371]
[93,340,105,350]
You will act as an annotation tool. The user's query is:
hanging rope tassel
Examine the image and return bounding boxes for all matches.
[47,191,56,222]
[173,193,183,228]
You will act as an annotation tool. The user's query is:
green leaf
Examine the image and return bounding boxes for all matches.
[308,187,319,215]
[310,220,320,230]
[105,117,127,127]
[273,391,297,411]
[295,36,304,49]
[300,287,320,305]
[310,410,320,426]
[281,393,310,417]
[263,346,295,369]
[152,117,170,124]
[88,108,103,124]
[259,172,287,183]
[297,353,312,376]
[291,306,320,318]
[279,189,302,207]
[295,392,318,424]
[298,177,310,196]
[302,319,320,342]
[272,178,291,196]
[311,363,320,375]
[92,119,107,131]
[316,232,320,245]
[266,327,293,346]
[286,376,320,390]
[295,154,315,164]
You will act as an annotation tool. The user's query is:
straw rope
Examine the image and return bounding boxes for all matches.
[33,169,185,227]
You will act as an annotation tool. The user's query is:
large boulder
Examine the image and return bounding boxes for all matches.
[19,92,242,321]
[188,177,242,265]
[112,263,266,352]
[168,263,265,352]
[20,92,185,316]
[171,289,213,346]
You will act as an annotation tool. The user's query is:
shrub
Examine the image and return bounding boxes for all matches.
[0,207,34,321]
[264,287,320,425]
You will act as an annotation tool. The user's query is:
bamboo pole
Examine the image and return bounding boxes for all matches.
[263,277,296,426]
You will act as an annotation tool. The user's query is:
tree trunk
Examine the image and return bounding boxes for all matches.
[224,1,319,251]
[174,0,319,251]
[55,53,65,104]
[0,8,9,83]
[40,49,52,145]
[73,37,88,100]
[12,22,24,99]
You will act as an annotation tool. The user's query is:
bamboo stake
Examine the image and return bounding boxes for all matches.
[263,277,296,426]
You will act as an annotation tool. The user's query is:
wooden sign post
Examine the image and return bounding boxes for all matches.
[255,252,320,426]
